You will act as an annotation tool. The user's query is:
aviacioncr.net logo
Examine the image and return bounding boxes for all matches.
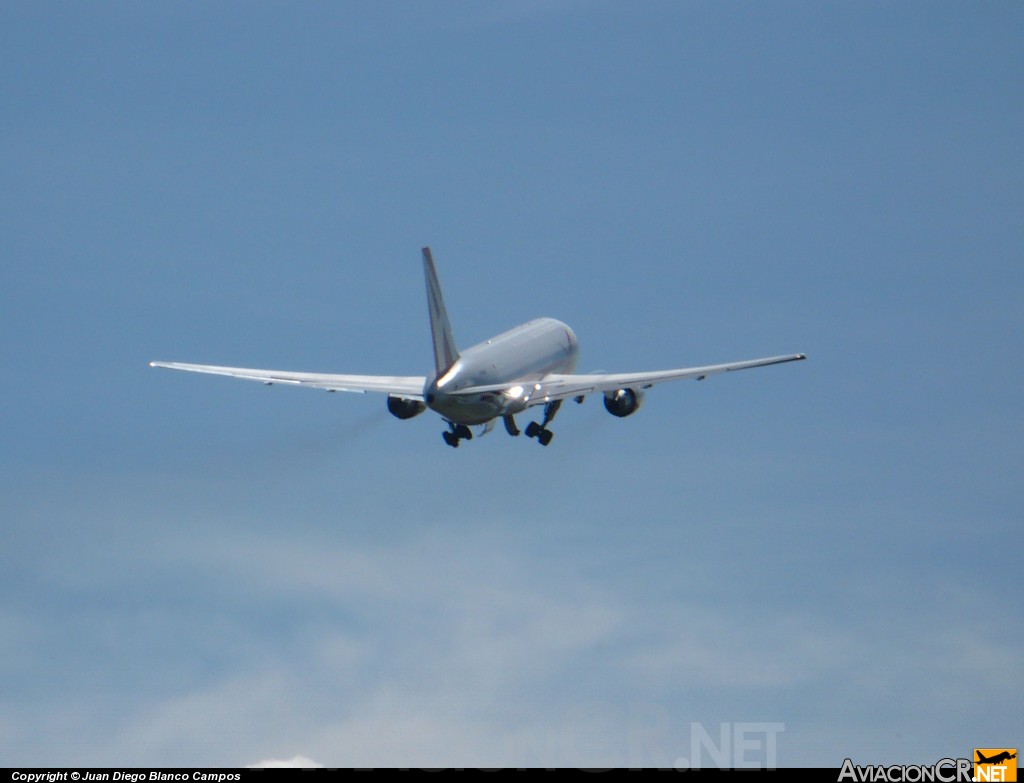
[837,757,973,782]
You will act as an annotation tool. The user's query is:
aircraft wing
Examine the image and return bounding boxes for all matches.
[149,361,427,399]
[451,353,806,403]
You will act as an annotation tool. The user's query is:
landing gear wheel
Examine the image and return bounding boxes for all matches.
[524,421,541,439]
[538,429,554,447]
[454,424,473,441]
[442,431,459,448]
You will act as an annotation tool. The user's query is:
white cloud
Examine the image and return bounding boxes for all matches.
[6,473,1022,767]
[248,756,323,769]
[625,607,856,689]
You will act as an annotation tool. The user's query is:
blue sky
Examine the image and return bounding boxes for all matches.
[1,1,1021,768]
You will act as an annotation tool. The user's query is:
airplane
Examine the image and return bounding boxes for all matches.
[151,247,806,447]
[976,751,1016,765]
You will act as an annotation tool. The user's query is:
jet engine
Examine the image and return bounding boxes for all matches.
[387,396,426,420]
[603,388,644,417]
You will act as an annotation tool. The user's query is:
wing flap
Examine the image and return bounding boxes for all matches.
[149,362,426,399]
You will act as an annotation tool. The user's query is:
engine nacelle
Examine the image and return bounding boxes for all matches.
[387,396,426,420]
[603,388,644,418]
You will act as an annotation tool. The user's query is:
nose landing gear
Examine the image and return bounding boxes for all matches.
[503,414,521,437]
[442,422,474,448]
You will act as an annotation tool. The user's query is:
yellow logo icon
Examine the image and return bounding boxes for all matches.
[974,749,1017,782]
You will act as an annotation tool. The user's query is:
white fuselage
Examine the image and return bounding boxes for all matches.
[424,317,579,425]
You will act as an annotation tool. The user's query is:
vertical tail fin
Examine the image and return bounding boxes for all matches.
[422,247,460,375]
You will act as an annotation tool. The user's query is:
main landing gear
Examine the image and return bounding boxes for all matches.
[524,400,561,447]
[444,400,563,448]
[442,422,473,448]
